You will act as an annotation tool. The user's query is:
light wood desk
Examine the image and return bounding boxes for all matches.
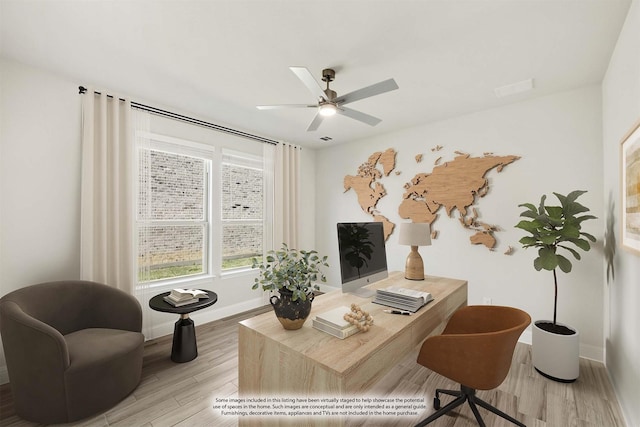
[238,272,467,398]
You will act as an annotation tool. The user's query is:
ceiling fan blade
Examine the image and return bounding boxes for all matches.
[256,104,315,110]
[307,113,324,131]
[290,66,328,101]
[338,107,382,126]
[334,78,399,105]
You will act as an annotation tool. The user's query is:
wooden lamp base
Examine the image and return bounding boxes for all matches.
[405,246,425,280]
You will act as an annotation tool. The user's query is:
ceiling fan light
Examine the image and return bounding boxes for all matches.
[319,103,337,117]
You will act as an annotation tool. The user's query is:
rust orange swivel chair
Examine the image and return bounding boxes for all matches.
[415,305,531,427]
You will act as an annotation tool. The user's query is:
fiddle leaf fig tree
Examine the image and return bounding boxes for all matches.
[515,190,597,326]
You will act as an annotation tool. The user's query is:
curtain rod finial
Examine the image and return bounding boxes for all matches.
[79,86,87,94]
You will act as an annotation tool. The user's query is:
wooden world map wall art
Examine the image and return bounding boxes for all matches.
[343,147,520,252]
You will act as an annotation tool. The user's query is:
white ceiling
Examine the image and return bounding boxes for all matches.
[0,0,631,148]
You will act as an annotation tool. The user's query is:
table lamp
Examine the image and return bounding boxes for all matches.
[398,222,431,280]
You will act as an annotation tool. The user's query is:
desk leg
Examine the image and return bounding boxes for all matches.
[171,314,197,363]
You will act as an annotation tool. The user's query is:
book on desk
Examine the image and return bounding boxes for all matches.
[373,286,433,312]
[312,305,364,339]
[237,272,468,401]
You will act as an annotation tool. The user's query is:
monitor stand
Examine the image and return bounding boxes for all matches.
[345,287,376,298]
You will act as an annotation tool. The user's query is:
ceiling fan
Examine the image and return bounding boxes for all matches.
[257,67,399,131]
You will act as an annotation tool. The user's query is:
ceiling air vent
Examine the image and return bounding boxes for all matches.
[494,78,534,98]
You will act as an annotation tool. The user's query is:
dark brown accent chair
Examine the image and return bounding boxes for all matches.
[415,305,531,427]
[0,281,144,424]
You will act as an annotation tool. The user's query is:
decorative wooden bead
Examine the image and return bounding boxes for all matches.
[343,304,374,332]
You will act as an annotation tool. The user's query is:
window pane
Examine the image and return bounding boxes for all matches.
[139,150,205,221]
[138,225,205,281]
[222,223,262,270]
[222,163,263,220]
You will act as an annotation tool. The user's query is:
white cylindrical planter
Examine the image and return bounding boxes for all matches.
[532,320,579,382]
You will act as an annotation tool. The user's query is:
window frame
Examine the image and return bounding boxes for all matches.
[219,149,265,275]
[135,132,217,289]
[134,132,267,289]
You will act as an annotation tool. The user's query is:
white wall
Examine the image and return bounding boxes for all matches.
[299,147,317,251]
[315,86,605,361]
[0,58,83,383]
[602,1,640,426]
[0,57,318,384]
[0,59,82,295]
[1,38,635,422]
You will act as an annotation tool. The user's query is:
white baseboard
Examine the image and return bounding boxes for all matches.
[143,296,265,341]
[519,329,603,362]
[519,329,533,345]
[578,343,604,362]
[605,362,633,427]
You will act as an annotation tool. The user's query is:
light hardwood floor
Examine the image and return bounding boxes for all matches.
[0,306,626,427]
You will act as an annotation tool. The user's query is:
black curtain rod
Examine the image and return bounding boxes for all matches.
[78,86,278,146]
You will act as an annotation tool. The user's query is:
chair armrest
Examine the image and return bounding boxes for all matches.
[0,301,70,407]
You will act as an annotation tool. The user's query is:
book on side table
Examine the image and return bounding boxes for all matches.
[312,306,364,339]
[373,287,433,312]
[164,288,209,307]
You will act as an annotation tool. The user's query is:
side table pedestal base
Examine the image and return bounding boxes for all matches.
[148,290,217,363]
[171,315,197,363]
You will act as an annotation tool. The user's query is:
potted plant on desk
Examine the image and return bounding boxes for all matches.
[252,244,329,330]
[515,190,596,382]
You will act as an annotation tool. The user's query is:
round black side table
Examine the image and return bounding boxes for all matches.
[148,290,218,363]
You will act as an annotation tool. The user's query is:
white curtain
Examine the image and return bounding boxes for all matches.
[80,88,135,293]
[263,142,301,250]
[134,111,152,288]
[134,110,154,337]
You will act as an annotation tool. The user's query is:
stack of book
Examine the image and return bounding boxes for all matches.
[373,286,433,312]
[312,306,364,339]
[164,288,209,307]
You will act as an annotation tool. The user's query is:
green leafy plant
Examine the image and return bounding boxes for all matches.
[515,190,597,326]
[251,244,329,302]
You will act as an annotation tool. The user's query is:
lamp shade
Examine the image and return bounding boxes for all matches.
[398,222,431,246]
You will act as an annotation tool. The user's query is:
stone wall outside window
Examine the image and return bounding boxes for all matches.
[222,163,263,260]
[138,150,262,272]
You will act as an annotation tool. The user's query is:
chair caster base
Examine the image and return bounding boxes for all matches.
[415,385,526,427]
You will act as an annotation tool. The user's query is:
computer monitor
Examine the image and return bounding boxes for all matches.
[337,222,389,297]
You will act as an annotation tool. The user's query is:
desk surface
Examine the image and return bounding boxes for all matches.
[238,272,467,397]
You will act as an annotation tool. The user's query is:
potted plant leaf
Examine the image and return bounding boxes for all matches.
[252,244,329,330]
[515,190,597,382]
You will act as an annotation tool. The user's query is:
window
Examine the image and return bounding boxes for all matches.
[137,139,214,284]
[221,151,264,271]
[136,135,265,285]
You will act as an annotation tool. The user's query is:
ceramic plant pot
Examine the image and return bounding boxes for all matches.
[532,320,579,382]
[270,289,314,330]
